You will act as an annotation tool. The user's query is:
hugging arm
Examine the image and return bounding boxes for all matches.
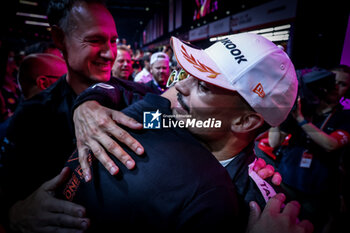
[73,80,154,181]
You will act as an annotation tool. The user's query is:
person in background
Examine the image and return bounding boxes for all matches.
[145,51,170,94]
[131,59,142,79]
[0,52,20,122]
[111,45,134,81]
[17,53,67,100]
[331,64,350,233]
[331,65,350,109]
[25,41,63,59]
[269,67,350,233]
[134,52,153,83]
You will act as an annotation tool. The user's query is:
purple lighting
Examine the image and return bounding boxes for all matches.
[340,14,350,66]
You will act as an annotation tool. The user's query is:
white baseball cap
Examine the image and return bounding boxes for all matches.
[170,33,298,127]
[150,52,169,65]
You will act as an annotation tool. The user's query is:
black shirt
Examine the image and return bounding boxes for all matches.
[61,94,240,232]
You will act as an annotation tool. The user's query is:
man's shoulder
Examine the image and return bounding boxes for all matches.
[5,77,71,137]
[108,77,155,93]
[12,77,68,115]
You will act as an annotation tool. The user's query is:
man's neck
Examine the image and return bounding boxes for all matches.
[65,72,90,95]
[199,134,249,161]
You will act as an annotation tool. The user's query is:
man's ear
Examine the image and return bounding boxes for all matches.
[231,112,264,134]
[50,25,65,51]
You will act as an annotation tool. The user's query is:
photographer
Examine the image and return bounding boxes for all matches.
[268,67,350,233]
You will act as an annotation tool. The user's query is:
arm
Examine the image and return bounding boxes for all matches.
[268,127,288,148]
[247,193,314,233]
[293,97,349,151]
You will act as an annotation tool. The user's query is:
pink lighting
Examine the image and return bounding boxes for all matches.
[340,14,350,66]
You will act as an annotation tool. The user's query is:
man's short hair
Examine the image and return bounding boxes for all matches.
[47,0,106,33]
[117,45,132,55]
[331,64,350,74]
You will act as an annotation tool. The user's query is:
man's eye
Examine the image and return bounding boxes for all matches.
[198,81,209,92]
[87,39,100,43]
[110,39,117,45]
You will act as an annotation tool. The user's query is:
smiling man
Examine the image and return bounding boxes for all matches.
[111,45,134,80]
[0,0,151,232]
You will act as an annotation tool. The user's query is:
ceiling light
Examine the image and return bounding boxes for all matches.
[16,12,47,19]
[25,20,50,27]
[19,0,38,6]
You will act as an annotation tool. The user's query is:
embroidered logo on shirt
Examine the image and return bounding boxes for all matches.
[92,83,114,89]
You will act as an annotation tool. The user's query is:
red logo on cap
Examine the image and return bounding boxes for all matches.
[181,45,220,79]
[253,83,265,98]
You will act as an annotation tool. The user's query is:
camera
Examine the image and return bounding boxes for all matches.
[293,67,336,117]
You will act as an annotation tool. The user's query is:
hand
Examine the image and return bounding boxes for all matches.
[253,158,282,185]
[73,100,144,181]
[9,167,90,233]
[246,193,314,233]
[292,97,305,123]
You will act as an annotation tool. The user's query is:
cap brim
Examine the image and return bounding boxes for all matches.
[170,37,234,91]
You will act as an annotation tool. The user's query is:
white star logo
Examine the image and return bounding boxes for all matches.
[150,110,161,122]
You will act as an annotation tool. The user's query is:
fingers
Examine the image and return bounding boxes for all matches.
[298,220,314,233]
[253,158,266,172]
[272,172,282,186]
[247,201,261,226]
[86,139,120,176]
[43,212,90,231]
[96,127,137,168]
[43,167,71,191]
[282,201,301,221]
[77,143,93,182]
[264,193,286,214]
[113,111,143,130]
[110,111,144,156]
[74,101,144,178]
[44,192,87,217]
[257,165,275,179]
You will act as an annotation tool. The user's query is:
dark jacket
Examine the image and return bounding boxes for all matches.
[0,76,156,218]
[72,78,281,230]
[61,94,241,232]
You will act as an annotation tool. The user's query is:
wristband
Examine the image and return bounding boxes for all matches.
[298,119,308,127]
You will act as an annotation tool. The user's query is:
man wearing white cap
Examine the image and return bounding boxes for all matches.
[145,51,170,94]
[69,33,312,232]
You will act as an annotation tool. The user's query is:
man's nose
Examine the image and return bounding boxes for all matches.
[100,42,116,60]
[175,76,193,96]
